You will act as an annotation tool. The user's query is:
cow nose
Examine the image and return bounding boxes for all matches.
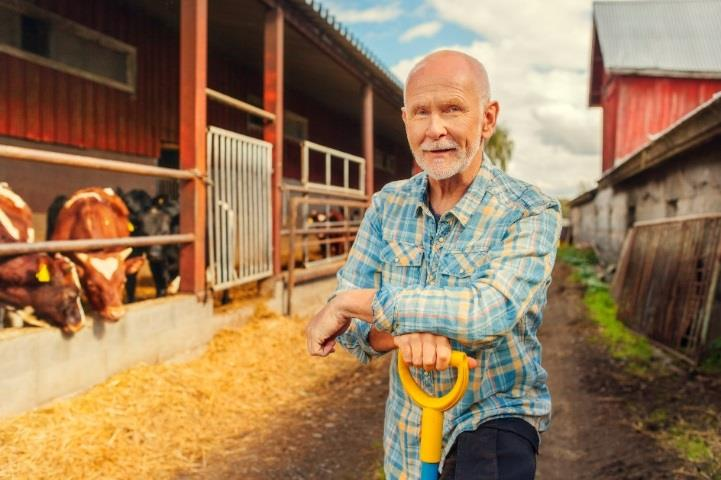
[64,319,85,333]
[102,305,126,321]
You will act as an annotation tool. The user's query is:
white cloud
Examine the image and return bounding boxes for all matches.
[329,3,402,24]
[390,0,602,199]
[400,21,443,43]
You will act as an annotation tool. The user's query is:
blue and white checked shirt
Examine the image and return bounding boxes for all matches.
[336,160,562,480]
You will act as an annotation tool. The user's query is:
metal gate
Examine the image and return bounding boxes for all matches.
[207,126,273,290]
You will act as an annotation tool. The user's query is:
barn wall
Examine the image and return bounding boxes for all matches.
[572,136,721,265]
[602,75,721,171]
[0,0,412,226]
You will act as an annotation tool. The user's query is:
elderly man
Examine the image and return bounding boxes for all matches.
[306,50,561,480]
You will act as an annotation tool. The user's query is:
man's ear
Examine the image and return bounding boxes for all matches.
[401,107,408,125]
[124,255,145,275]
[481,100,500,140]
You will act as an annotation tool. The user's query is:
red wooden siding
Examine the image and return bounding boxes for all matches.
[602,75,721,171]
[0,0,173,158]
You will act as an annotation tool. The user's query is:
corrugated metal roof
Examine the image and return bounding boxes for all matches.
[298,0,403,88]
[594,0,721,77]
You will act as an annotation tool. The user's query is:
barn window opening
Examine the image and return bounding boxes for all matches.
[0,1,136,92]
[666,198,678,217]
[627,205,636,229]
[20,15,49,56]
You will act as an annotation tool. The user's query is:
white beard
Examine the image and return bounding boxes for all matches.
[414,138,481,180]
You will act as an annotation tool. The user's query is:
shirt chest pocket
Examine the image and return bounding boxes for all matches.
[380,239,424,287]
[438,248,490,287]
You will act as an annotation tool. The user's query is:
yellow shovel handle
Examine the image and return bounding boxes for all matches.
[398,350,471,465]
[397,350,470,411]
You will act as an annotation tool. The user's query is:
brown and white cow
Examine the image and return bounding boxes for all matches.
[50,188,144,321]
[0,183,85,332]
[0,182,34,243]
[0,253,85,332]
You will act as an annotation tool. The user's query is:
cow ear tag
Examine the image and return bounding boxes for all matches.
[128,222,135,233]
[36,263,51,283]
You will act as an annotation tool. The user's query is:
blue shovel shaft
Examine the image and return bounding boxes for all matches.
[421,461,439,480]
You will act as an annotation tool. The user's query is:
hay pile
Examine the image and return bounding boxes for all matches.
[0,303,363,479]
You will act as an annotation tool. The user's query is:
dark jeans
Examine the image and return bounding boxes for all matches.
[439,418,539,480]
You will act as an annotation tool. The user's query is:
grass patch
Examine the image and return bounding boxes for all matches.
[557,245,653,373]
[700,338,721,375]
[669,428,713,463]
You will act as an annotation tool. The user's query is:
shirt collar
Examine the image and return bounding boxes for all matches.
[414,159,493,227]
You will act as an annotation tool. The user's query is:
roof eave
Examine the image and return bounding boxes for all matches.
[588,21,603,107]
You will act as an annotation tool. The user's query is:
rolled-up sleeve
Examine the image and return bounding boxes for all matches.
[335,194,389,363]
[372,201,561,348]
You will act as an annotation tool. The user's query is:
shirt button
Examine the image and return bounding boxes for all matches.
[395,257,399,263]
[438,237,445,243]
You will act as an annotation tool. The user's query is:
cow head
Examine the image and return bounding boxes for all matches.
[138,206,173,262]
[73,248,145,321]
[0,254,85,333]
[40,254,86,333]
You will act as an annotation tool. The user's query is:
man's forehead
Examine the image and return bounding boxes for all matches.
[405,74,480,104]
[404,50,489,104]
[405,87,470,106]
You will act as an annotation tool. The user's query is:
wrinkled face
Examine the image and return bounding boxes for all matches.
[74,248,144,321]
[402,55,497,181]
[403,76,484,180]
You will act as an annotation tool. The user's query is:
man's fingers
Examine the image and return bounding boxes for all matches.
[399,342,412,365]
[435,339,451,370]
[422,335,436,371]
[410,334,423,367]
[467,357,479,369]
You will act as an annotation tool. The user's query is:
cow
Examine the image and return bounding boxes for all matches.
[0,182,34,243]
[0,183,85,332]
[307,208,347,257]
[0,253,85,332]
[49,187,145,321]
[117,189,180,301]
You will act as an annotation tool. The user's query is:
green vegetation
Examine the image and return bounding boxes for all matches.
[486,125,514,172]
[559,246,721,474]
[557,245,652,373]
[669,426,714,464]
[700,338,721,374]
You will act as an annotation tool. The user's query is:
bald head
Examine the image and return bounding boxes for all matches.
[404,50,491,108]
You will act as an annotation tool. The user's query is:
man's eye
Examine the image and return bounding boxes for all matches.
[414,108,429,116]
[446,105,462,113]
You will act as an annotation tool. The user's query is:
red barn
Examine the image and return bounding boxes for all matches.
[589,0,721,173]
[0,0,414,417]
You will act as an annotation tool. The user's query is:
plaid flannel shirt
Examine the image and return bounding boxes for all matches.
[336,160,562,480]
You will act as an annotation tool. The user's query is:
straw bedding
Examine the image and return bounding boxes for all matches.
[0,303,366,479]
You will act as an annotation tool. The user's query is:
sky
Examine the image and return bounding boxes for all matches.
[320,0,603,199]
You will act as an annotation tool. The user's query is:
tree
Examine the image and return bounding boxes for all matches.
[486,125,514,172]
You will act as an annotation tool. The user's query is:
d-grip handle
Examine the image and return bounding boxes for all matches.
[397,351,470,472]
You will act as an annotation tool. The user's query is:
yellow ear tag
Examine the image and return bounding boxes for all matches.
[36,263,51,283]
[128,222,135,233]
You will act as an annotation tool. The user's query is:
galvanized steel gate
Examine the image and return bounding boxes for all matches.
[207,126,273,290]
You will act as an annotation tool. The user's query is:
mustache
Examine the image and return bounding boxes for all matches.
[420,139,459,152]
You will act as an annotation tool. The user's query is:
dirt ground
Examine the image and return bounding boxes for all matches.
[2,261,719,479]
[199,261,717,479]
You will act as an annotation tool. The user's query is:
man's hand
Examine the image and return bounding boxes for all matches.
[394,333,479,370]
[305,300,352,356]
[306,289,376,357]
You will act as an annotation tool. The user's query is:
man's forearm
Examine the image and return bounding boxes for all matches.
[368,326,395,352]
[333,288,376,323]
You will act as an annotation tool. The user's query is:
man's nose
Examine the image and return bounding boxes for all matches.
[425,113,447,139]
